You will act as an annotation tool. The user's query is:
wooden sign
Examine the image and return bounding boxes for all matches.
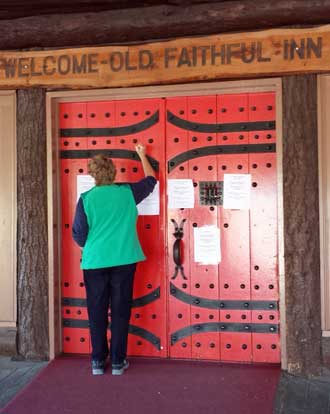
[0,25,329,89]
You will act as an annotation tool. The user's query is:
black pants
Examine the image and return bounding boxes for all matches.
[83,263,136,364]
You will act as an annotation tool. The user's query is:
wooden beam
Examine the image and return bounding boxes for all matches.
[16,89,49,359]
[1,0,330,49]
[282,75,322,377]
[0,25,328,89]
[0,0,161,20]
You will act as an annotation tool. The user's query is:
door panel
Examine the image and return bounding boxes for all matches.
[166,92,280,364]
[60,98,167,357]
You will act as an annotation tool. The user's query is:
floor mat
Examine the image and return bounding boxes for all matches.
[0,356,280,414]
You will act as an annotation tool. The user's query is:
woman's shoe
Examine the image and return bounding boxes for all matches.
[92,359,105,375]
[112,359,129,376]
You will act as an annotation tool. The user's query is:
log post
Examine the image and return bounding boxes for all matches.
[282,75,322,377]
[16,89,49,360]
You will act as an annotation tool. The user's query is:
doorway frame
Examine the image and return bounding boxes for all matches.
[46,78,286,367]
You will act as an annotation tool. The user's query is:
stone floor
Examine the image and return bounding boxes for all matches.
[274,371,330,414]
[0,356,47,410]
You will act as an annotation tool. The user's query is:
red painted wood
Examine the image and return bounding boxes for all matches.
[166,97,192,359]
[60,91,280,363]
[187,95,220,360]
[248,92,279,362]
[60,99,167,358]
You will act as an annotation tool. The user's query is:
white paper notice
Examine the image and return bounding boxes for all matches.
[194,225,221,265]
[137,181,160,216]
[223,174,251,210]
[167,179,194,209]
[77,175,95,201]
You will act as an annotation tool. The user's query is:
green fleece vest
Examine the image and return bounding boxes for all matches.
[80,184,145,269]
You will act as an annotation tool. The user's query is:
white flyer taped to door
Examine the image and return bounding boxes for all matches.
[194,225,221,265]
[167,179,194,209]
[223,173,251,210]
[137,181,160,215]
[77,175,95,201]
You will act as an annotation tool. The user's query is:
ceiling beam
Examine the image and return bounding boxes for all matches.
[0,0,233,19]
[0,0,330,50]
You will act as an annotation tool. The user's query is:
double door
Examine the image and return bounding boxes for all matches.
[60,92,280,363]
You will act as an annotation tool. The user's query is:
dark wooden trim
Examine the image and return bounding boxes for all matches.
[0,0,223,20]
[16,89,49,360]
[282,75,322,377]
[1,0,330,49]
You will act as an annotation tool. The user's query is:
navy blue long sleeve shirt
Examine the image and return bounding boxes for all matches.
[72,176,157,248]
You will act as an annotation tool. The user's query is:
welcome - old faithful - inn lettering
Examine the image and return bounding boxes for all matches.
[0,37,323,79]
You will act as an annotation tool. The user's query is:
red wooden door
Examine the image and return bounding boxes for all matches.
[59,92,280,364]
[60,98,167,358]
[166,92,280,363]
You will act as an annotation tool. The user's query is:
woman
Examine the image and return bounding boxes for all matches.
[72,144,157,376]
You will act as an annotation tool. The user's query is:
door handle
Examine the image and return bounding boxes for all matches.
[173,239,182,267]
[170,218,187,280]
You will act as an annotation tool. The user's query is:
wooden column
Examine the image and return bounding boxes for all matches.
[16,89,49,360]
[282,75,322,376]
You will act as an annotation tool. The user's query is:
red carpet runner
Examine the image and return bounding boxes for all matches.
[1,357,280,414]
